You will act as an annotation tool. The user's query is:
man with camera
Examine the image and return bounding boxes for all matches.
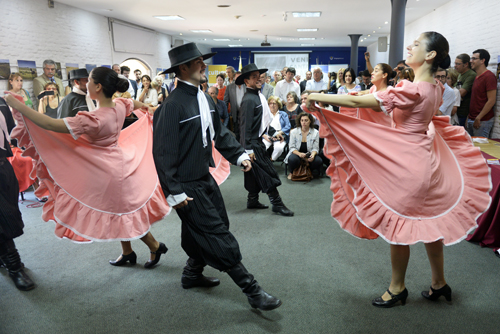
[33,59,65,106]
[57,69,95,118]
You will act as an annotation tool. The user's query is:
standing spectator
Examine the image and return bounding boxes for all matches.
[281,67,288,78]
[112,64,121,74]
[435,68,456,118]
[214,73,226,100]
[33,59,65,103]
[274,67,301,102]
[393,60,407,83]
[466,49,497,138]
[400,68,415,82]
[364,51,374,73]
[8,73,34,109]
[120,66,136,98]
[38,82,61,118]
[151,80,165,104]
[294,75,301,84]
[306,67,328,92]
[57,69,95,118]
[300,71,311,93]
[335,68,346,90]
[208,86,229,127]
[260,72,274,100]
[270,71,281,88]
[360,70,373,90]
[134,69,143,90]
[200,77,208,93]
[224,72,245,139]
[338,68,361,95]
[446,68,461,125]
[454,54,476,126]
[154,76,168,101]
[224,66,236,86]
[136,75,158,107]
[168,77,178,93]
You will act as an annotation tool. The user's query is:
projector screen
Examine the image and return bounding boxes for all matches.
[254,53,309,79]
[111,21,156,55]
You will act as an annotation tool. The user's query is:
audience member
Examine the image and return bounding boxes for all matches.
[394,60,407,83]
[223,71,245,139]
[57,69,95,118]
[136,75,158,107]
[285,112,322,179]
[300,71,311,93]
[446,68,461,125]
[200,77,208,92]
[466,49,497,138]
[435,68,456,118]
[121,66,137,99]
[260,72,274,100]
[151,79,166,104]
[335,68,345,90]
[454,53,476,126]
[112,64,121,74]
[283,91,302,127]
[271,71,281,88]
[225,66,236,86]
[265,75,271,84]
[275,67,301,102]
[168,77,178,93]
[208,86,229,127]
[400,68,415,82]
[364,51,374,73]
[360,70,373,90]
[263,96,291,161]
[300,90,311,105]
[37,82,61,118]
[33,59,65,103]
[8,73,34,109]
[134,69,143,90]
[306,67,328,92]
[328,72,338,94]
[64,72,72,96]
[215,73,227,100]
[338,68,361,94]
[295,75,301,84]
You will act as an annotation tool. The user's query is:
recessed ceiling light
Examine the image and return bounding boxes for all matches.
[301,44,315,46]
[250,30,258,32]
[378,26,381,29]
[299,37,316,40]
[154,15,185,21]
[384,21,388,24]
[228,45,243,47]
[367,34,371,37]
[297,28,318,32]
[373,30,376,33]
[214,39,231,41]
[217,4,231,7]
[190,30,213,33]
[179,33,183,35]
[292,12,321,18]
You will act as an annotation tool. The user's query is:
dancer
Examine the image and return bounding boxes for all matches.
[4,67,170,269]
[153,43,281,311]
[0,96,35,291]
[237,64,294,216]
[305,32,490,307]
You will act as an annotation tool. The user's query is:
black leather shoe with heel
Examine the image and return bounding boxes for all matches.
[109,252,137,266]
[421,284,452,301]
[372,288,408,308]
[144,242,168,269]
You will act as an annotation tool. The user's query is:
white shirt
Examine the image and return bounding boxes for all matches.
[305,79,328,91]
[136,87,158,106]
[274,80,300,102]
[439,83,456,117]
[235,85,246,108]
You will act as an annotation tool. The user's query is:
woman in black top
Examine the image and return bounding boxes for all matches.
[38,82,61,118]
[282,91,302,128]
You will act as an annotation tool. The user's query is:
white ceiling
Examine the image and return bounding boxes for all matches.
[55,0,453,48]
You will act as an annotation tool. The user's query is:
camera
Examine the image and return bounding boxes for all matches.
[305,152,311,158]
[37,90,55,100]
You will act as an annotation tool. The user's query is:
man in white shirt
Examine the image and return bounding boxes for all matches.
[274,67,300,102]
[435,68,456,118]
[305,67,328,92]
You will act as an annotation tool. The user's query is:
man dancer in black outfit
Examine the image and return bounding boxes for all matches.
[237,64,294,216]
[153,43,281,311]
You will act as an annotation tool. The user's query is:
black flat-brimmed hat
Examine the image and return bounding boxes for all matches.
[235,64,268,85]
[161,42,216,74]
[69,68,89,80]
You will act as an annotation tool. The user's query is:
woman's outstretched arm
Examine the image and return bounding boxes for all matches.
[307,93,381,111]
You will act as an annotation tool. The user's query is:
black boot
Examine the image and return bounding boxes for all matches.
[0,241,35,291]
[268,190,294,216]
[181,258,220,289]
[247,193,269,209]
[226,262,282,311]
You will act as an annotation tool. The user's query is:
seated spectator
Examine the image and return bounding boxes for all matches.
[400,67,415,82]
[328,72,338,93]
[282,91,302,127]
[38,82,61,118]
[136,75,158,107]
[467,49,497,138]
[317,90,334,112]
[335,68,346,90]
[8,73,34,109]
[284,112,322,179]
[153,76,167,103]
[263,96,291,161]
[207,86,229,127]
[446,68,461,125]
[338,68,361,94]
[215,73,227,100]
[435,68,456,118]
[33,59,65,104]
[306,67,328,92]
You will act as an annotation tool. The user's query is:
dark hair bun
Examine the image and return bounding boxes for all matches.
[439,55,451,69]
[116,78,130,93]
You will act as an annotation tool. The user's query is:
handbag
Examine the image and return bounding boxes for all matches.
[291,160,313,182]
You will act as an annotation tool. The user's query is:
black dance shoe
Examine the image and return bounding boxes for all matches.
[144,243,168,269]
[372,288,408,308]
[109,252,137,266]
[421,284,452,302]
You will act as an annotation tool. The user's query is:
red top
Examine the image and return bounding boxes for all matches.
[469,70,497,121]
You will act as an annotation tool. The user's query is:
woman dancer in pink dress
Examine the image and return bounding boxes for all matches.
[5,67,171,269]
[305,32,491,307]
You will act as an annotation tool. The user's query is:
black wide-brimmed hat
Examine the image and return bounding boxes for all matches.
[161,42,216,74]
[235,64,268,85]
[69,68,89,80]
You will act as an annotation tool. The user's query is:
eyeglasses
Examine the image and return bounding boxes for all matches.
[470,57,480,61]
[435,75,446,79]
